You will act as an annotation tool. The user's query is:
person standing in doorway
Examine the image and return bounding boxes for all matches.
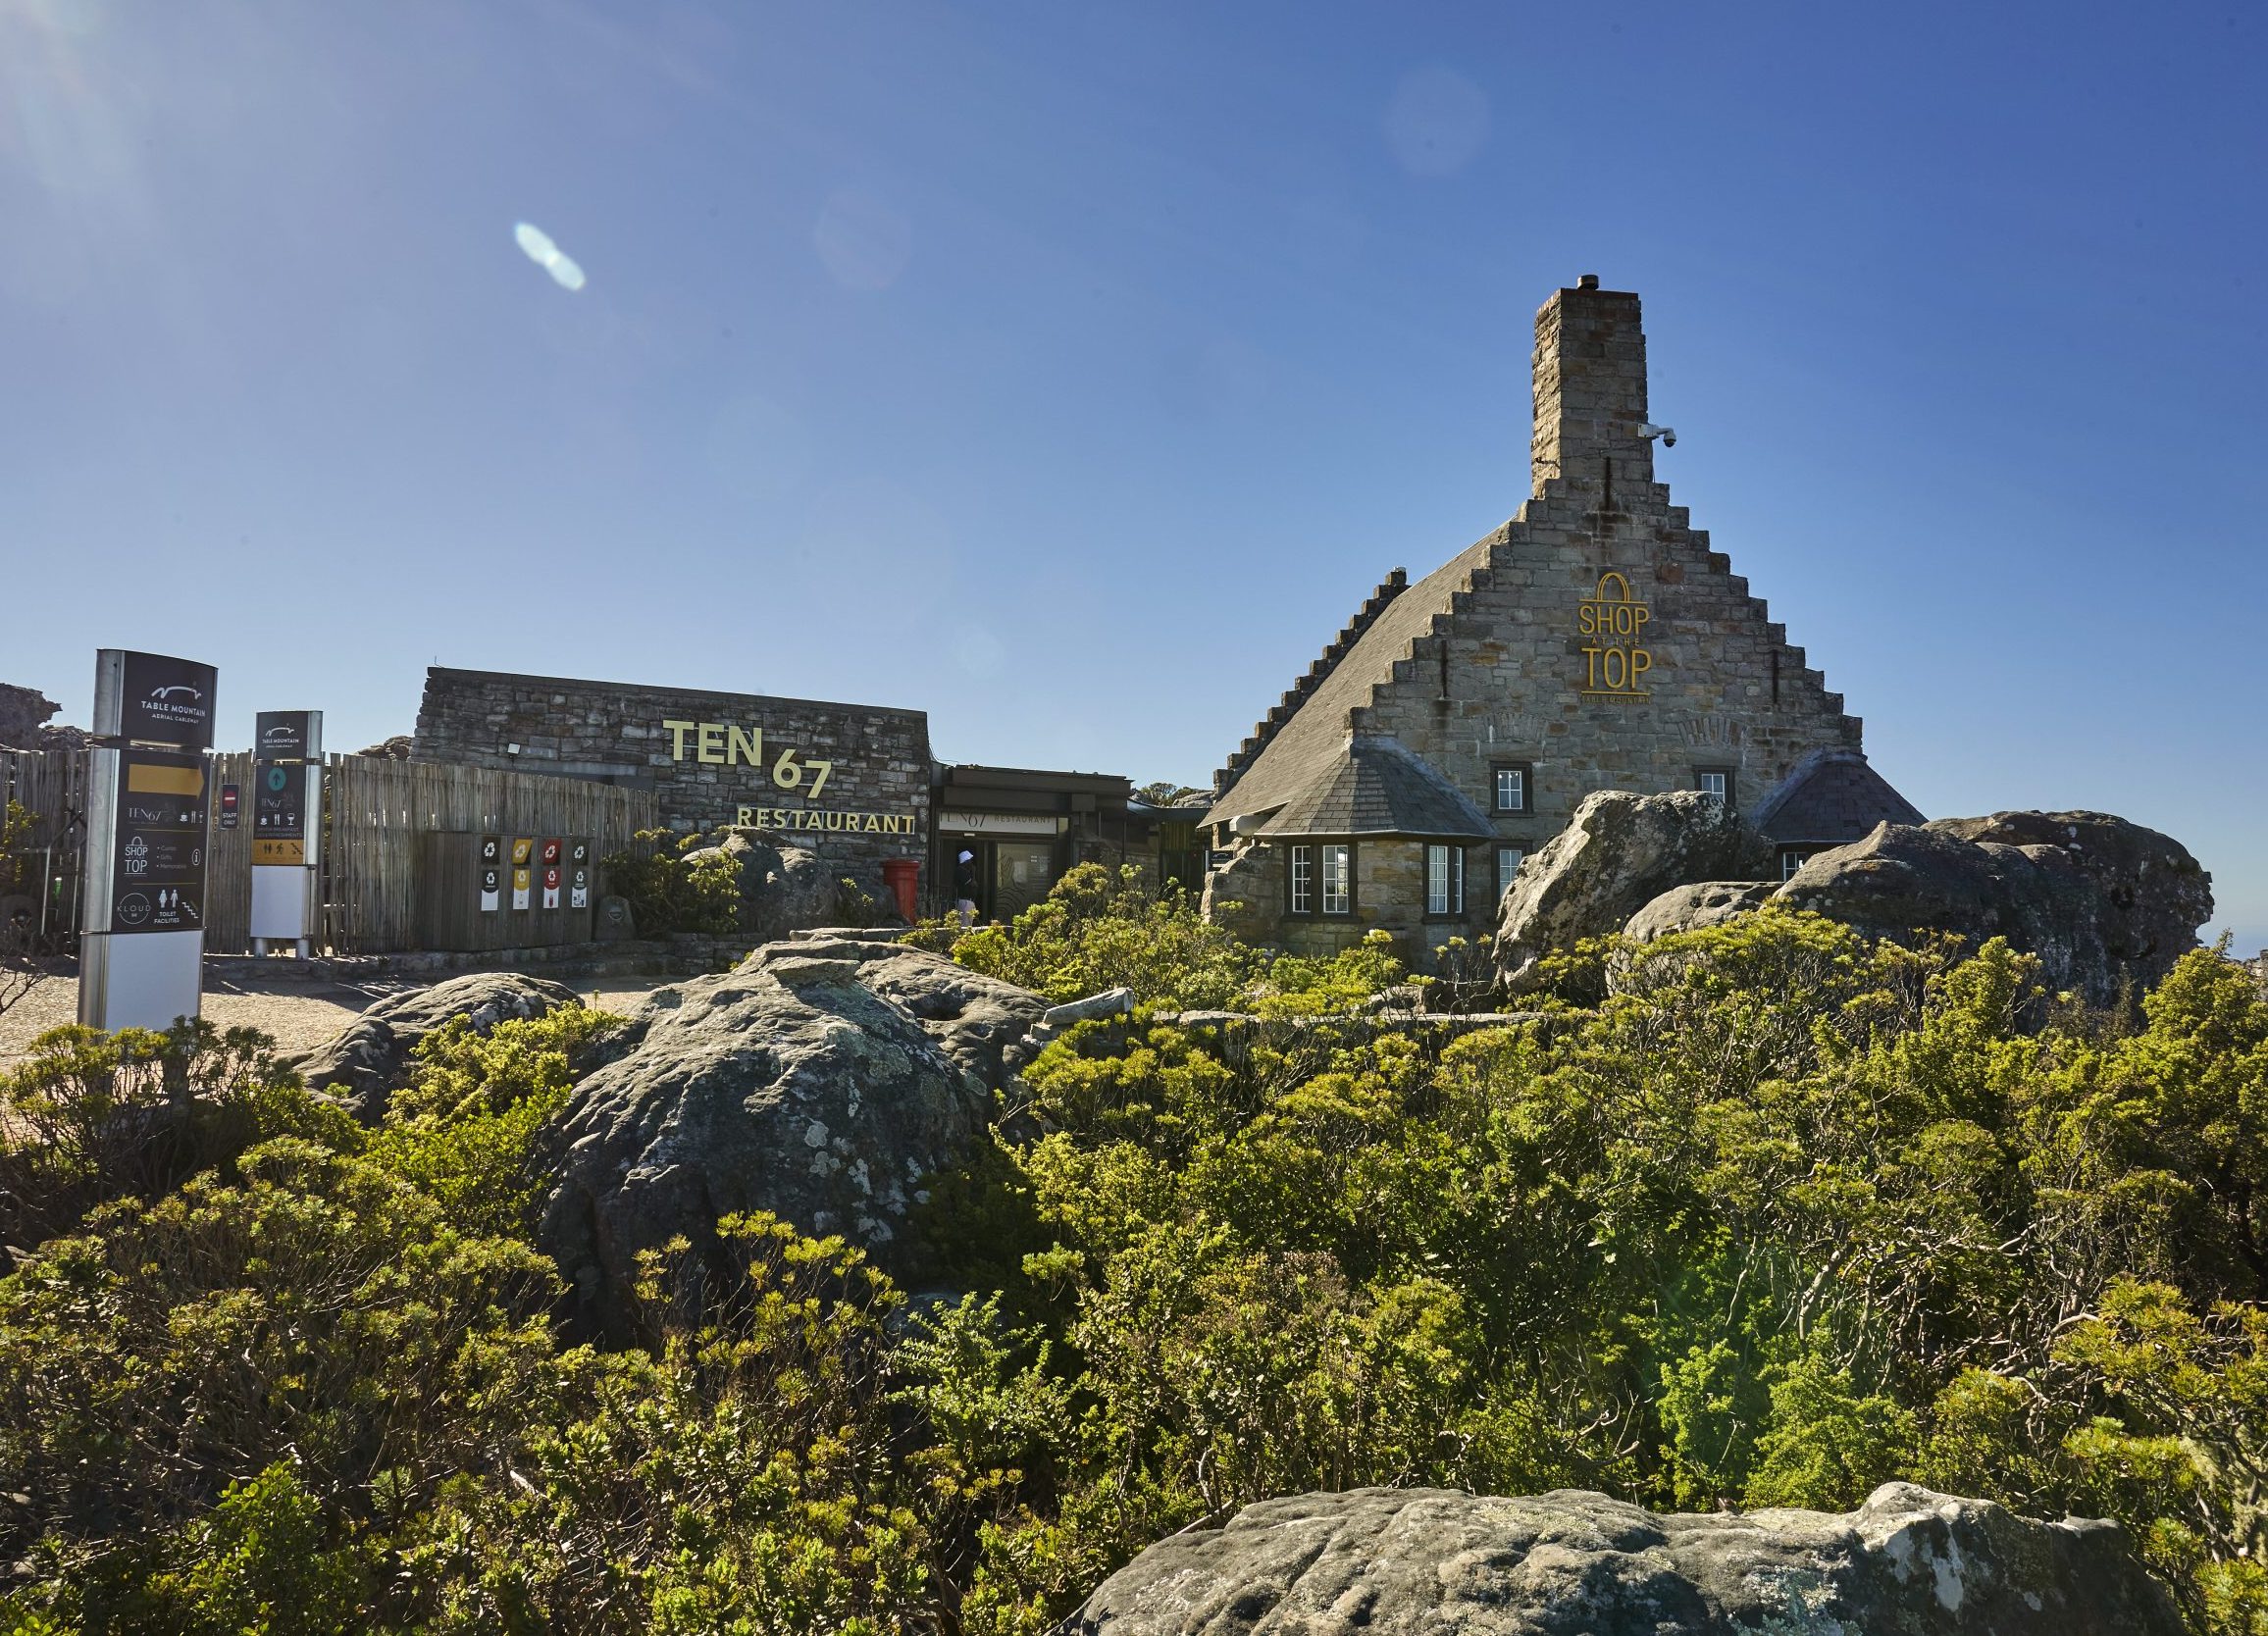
[953,849,981,929]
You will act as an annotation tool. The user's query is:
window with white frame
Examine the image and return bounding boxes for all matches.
[1425,844,1465,915]
[1288,842,1353,916]
[1497,845,1526,899]
[1696,767,1733,807]
[1493,762,1530,812]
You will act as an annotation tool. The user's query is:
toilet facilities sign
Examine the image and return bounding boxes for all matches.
[108,749,209,933]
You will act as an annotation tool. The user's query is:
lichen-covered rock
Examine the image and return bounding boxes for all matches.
[538,941,1043,1337]
[1061,1483,2181,1636]
[290,971,584,1122]
[1776,811,2211,1006]
[1495,791,1767,990]
[1623,880,1776,944]
[689,829,893,940]
[840,942,1049,1087]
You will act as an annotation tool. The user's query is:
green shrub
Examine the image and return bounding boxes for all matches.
[0,1020,359,1259]
[598,828,742,937]
[365,1006,619,1242]
[946,864,1256,1008]
[941,863,1406,1016]
[0,1139,556,1630]
[1249,929,1407,1016]
[10,919,2268,1632]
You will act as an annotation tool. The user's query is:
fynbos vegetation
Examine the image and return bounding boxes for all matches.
[3,882,2267,1631]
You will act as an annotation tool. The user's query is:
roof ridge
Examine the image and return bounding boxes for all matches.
[1213,568,1410,794]
[1345,522,1518,735]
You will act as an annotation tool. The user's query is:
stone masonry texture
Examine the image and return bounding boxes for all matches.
[413,668,933,877]
[1206,280,1871,966]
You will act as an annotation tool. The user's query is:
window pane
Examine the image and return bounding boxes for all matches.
[1426,844,1448,914]
[1498,846,1525,897]
[1699,770,1727,802]
[1291,844,1313,913]
[1451,846,1465,914]
[1321,844,1350,914]
[1495,767,1524,810]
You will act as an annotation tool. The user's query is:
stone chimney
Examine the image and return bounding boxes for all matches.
[1530,274,1651,499]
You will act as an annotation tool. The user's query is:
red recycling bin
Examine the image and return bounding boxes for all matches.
[880,858,920,924]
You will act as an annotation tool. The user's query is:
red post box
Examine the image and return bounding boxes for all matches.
[880,858,919,924]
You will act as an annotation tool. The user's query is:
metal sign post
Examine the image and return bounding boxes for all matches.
[250,710,322,957]
[79,649,218,1032]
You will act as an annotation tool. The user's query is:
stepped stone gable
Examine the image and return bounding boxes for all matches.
[412,667,933,873]
[1205,278,1914,963]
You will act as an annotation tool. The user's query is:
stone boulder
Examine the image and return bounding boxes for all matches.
[686,830,893,940]
[0,684,61,752]
[1777,811,2211,1006]
[1623,880,1776,945]
[1061,1483,2180,1636]
[291,971,585,1122]
[1495,791,1767,991]
[841,942,1051,1086]
[538,941,1045,1337]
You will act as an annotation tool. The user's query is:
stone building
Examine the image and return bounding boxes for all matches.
[413,668,1206,918]
[413,668,936,888]
[1203,276,1921,961]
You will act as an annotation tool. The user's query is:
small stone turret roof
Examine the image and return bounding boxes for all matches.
[1247,739,1496,841]
[1752,748,1925,844]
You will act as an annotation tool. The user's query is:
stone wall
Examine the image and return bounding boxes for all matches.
[1211,837,1498,966]
[1344,475,1862,950]
[1211,280,1867,966]
[413,668,933,879]
[1201,839,1283,946]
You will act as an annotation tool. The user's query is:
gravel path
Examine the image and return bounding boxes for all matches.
[0,969,672,1070]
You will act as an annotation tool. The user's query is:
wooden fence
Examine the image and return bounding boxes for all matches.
[2,748,657,956]
[0,747,91,945]
[322,756,656,954]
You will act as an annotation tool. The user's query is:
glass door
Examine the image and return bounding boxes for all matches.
[991,841,1057,921]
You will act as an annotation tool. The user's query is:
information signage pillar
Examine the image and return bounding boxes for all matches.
[79,649,218,1032]
[249,710,323,957]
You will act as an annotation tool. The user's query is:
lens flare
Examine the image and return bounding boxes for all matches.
[513,221,586,291]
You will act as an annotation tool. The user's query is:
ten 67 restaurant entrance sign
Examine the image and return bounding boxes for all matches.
[80,649,220,1031]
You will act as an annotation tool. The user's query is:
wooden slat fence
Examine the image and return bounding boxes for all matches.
[322,756,656,954]
[3,748,656,956]
[0,747,90,946]
[204,751,257,954]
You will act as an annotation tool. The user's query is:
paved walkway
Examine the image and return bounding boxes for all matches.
[0,968,672,1070]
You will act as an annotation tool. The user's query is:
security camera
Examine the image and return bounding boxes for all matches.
[1638,422,1676,448]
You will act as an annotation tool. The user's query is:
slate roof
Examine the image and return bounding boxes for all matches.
[1752,748,1925,844]
[1250,740,1497,840]
[1211,531,1502,833]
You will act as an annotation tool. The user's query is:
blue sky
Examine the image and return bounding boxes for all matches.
[5,0,2264,948]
